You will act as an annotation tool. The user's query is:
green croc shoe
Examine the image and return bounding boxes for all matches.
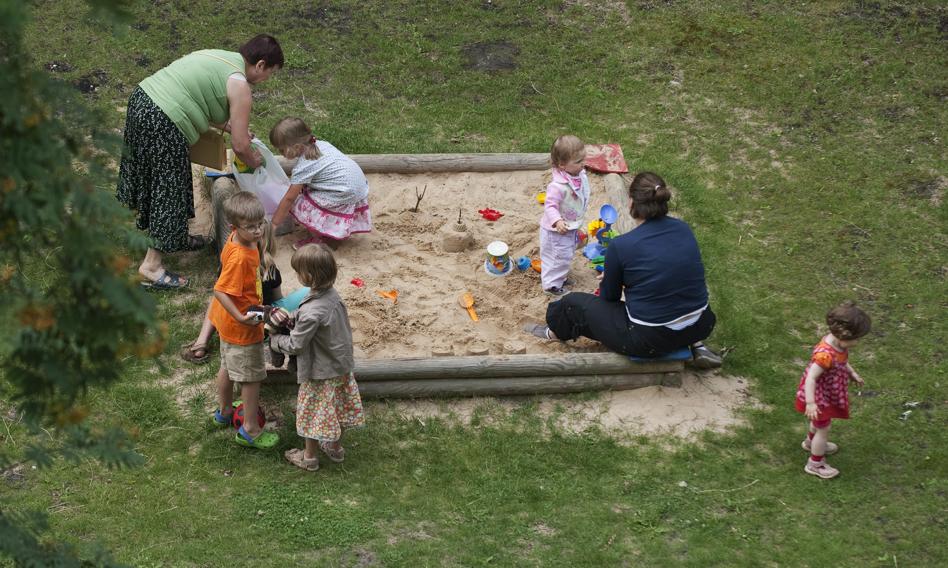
[235,426,279,449]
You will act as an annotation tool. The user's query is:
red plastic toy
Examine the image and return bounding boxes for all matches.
[478,208,503,221]
[351,278,365,288]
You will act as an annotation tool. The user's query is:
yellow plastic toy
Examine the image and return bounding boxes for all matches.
[233,155,254,174]
[536,191,546,205]
[588,219,605,236]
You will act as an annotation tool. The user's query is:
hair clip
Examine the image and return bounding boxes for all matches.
[655,184,661,191]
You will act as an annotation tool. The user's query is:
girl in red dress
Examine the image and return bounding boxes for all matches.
[795,301,871,479]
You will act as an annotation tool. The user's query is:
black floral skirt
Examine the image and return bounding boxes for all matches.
[116,87,194,253]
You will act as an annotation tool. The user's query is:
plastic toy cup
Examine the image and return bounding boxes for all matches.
[484,240,513,276]
[515,256,531,271]
[600,204,618,225]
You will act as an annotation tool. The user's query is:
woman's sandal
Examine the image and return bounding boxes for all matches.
[141,271,189,291]
[179,342,210,364]
[319,441,345,463]
[285,448,320,471]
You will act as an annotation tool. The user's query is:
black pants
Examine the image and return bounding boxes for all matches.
[545,292,716,357]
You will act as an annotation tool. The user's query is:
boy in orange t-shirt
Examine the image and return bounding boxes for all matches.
[209,191,280,449]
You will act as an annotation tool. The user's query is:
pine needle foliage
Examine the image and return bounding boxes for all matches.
[1,0,153,565]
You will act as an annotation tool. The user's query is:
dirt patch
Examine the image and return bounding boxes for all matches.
[295,4,353,34]
[1,463,28,487]
[381,372,762,442]
[461,41,520,72]
[837,3,948,40]
[73,70,109,94]
[901,176,945,206]
[44,61,74,72]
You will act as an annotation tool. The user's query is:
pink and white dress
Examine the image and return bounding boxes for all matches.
[539,168,590,290]
[289,140,372,241]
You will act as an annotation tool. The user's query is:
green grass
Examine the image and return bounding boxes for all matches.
[3,0,947,565]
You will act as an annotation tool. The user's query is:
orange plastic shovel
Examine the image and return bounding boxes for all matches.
[377,289,398,304]
[458,292,478,322]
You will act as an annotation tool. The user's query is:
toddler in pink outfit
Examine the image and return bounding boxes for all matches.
[539,135,590,297]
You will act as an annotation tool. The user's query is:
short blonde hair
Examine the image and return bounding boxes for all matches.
[269,117,321,160]
[550,134,586,168]
[224,191,265,227]
[291,243,337,290]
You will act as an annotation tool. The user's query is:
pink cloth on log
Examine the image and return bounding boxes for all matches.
[584,144,629,174]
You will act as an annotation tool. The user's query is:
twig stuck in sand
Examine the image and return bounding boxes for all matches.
[412,184,427,213]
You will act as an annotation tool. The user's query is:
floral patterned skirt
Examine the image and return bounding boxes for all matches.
[296,373,365,442]
[116,87,195,253]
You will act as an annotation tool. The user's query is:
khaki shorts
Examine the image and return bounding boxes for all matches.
[220,340,266,383]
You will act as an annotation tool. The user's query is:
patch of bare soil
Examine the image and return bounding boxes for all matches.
[377,372,763,442]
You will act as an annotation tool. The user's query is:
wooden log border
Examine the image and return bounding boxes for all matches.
[356,373,680,398]
[328,352,679,381]
[266,352,684,398]
[349,153,550,173]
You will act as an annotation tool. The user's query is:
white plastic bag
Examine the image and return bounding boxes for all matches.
[232,138,290,218]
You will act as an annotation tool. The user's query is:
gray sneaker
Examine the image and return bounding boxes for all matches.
[523,322,551,339]
[690,344,723,369]
[544,286,569,298]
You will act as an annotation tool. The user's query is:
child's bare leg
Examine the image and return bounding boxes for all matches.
[803,420,838,454]
[216,366,234,416]
[810,424,830,457]
[304,438,319,461]
[804,420,838,478]
[194,302,216,349]
[240,382,263,437]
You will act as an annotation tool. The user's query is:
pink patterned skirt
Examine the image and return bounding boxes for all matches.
[296,373,365,442]
[292,189,372,241]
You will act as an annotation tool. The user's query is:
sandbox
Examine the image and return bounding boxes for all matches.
[202,153,683,398]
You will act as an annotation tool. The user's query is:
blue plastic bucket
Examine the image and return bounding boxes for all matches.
[484,241,512,276]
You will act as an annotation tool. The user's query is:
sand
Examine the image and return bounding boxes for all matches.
[189,167,760,440]
[259,169,613,359]
[383,371,761,441]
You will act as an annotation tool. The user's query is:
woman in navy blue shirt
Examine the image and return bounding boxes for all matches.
[526,172,720,367]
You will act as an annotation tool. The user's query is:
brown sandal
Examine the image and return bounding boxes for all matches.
[284,448,319,471]
[179,342,209,364]
[319,441,345,463]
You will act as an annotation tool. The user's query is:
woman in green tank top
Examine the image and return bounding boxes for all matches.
[117,34,283,290]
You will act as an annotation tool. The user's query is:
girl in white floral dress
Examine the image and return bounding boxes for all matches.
[268,117,372,248]
[270,244,364,471]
